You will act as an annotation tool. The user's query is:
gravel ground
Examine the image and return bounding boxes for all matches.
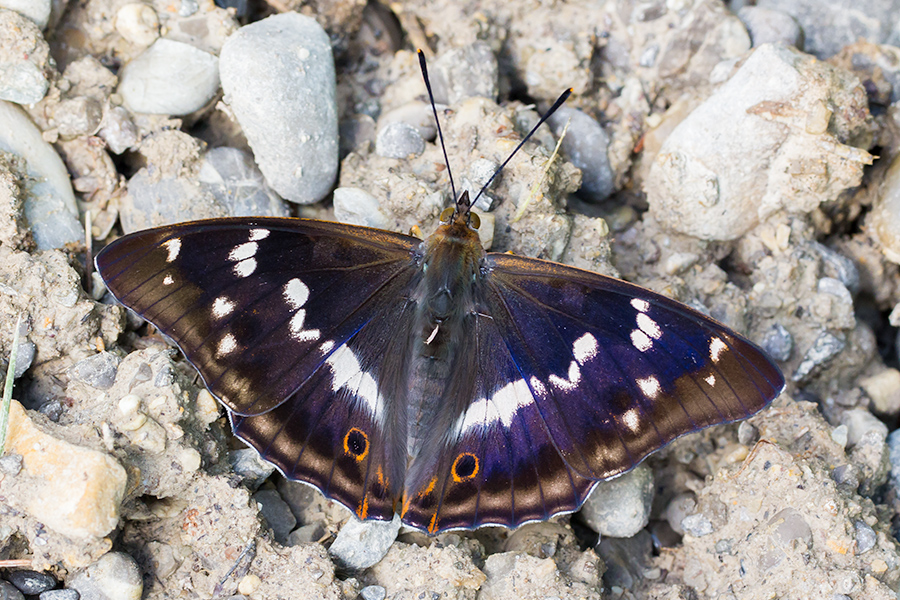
[1,0,900,599]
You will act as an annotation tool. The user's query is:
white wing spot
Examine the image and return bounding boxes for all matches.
[623,408,641,432]
[709,337,727,363]
[636,375,661,399]
[288,309,321,341]
[233,258,257,278]
[320,340,335,354]
[249,229,270,241]
[704,374,716,386]
[162,274,174,286]
[637,313,662,339]
[325,345,382,422]
[459,379,533,434]
[163,238,181,262]
[284,278,310,310]
[631,298,650,312]
[631,329,653,352]
[216,333,238,357]
[573,332,599,364]
[549,361,581,392]
[212,296,235,319]
[228,242,258,262]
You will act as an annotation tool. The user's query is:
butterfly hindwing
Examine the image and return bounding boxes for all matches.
[401,252,783,533]
[400,308,595,533]
[229,292,419,522]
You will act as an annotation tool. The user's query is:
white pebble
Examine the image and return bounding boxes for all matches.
[115,4,160,46]
[118,39,219,115]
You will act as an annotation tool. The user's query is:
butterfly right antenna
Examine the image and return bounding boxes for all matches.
[469,88,571,212]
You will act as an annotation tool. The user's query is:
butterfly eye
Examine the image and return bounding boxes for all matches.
[451,452,479,482]
[468,212,481,230]
[440,206,455,222]
[343,427,369,462]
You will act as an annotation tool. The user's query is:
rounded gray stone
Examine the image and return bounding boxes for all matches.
[220,13,338,204]
[580,464,654,538]
[737,6,803,48]
[375,121,425,159]
[547,107,614,202]
[6,570,56,595]
[69,552,142,600]
[0,580,24,600]
[118,39,219,115]
[333,187,390,229]
[328,514,401,570]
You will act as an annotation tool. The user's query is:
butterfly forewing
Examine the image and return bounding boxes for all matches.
[96,218,421,418]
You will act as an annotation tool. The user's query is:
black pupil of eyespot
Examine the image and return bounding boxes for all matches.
[456,454,476,478]
[348,430,366,454]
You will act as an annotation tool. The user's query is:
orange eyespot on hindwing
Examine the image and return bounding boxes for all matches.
[343,427,369,461]
[451,452,479,482]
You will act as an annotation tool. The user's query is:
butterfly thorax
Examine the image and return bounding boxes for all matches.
[405,212,485,459]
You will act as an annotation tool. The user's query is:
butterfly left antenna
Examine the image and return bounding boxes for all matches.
[418,49,458,205]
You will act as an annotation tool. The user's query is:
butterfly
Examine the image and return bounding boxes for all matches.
[95,54,784,535]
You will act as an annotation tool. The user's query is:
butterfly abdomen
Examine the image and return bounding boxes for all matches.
[404,218,486,457]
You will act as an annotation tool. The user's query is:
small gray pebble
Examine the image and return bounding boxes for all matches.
[792,331,845,383]
[715,538,733,554]
[375,122,425,159]
[0,453,22,475]
[761,323,792,362]
[812,242,859,294]
[7,570,56,594]
[737,6,803,48]
[229,448,275,489]
[69,552,142,600]
[38,399,64,422]
[0,580,24,600]
[833,595,851,600]
[198,147,289,218]
[98,107,139,155]
[329,514,401,570]
[13,340,35,378]
[681,513,714,537]
[252,489,297,545]
[359,585,387,600]
[287,522,325,546]
[664,492,696,535]
[854,520,876,554]
[333,187,391,230]
[39,589,79,600]
[832,464,860,489]
[68,352,121,390]
[737,421,759,445]
[580,464,654,538]
[888,429,900,488]
[547,107,614,202]
[54,97,103,138]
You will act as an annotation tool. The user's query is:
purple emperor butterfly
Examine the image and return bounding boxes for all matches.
[96,54,784,535]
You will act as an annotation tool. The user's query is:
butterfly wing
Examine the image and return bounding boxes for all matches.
[401,252,784,533]
[96,217,422,520]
